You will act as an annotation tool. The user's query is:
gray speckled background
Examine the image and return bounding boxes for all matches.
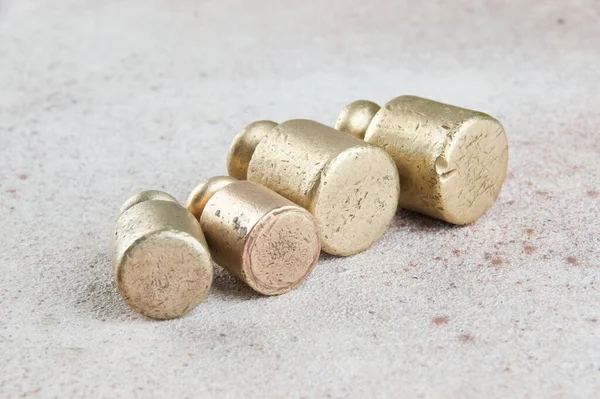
[1,1,599,397]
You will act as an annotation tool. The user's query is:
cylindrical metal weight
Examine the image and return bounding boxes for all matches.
[188,177,320,295]
[336,96,509,224]
[227,120,400,256]
[111,191,213,319]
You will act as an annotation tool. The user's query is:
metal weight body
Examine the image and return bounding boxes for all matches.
[111,191,213,319]
[227,120,400,256]
[188,177,321,295]
[336,96,509,225]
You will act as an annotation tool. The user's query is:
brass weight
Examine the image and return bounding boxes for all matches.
[335,96,509,225]
[111,190,213,319]
[188,176,320,295]
[227,120,400,256]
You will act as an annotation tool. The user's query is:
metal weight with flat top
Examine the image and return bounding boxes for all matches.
[227,120,400,256]
[188,177,320,295]
[336,96,509,225]
[111,191,213,319]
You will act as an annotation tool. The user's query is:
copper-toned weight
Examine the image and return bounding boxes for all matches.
[188,176,321,295]
[227,120,400,256]
[335,96,509,225]
[111,191,213,319]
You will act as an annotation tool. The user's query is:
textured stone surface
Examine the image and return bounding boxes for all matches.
[0,0,598,397]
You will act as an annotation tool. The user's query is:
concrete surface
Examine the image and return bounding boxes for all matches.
[1,0,599,397]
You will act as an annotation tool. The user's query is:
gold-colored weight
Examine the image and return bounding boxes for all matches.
[111,191,213,319]
[227,120,400,256]
[188,176,320,295]
[335,96,509,225]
